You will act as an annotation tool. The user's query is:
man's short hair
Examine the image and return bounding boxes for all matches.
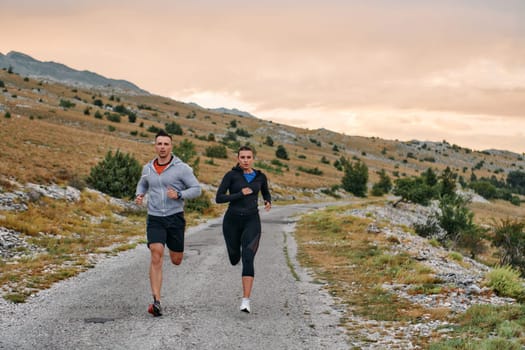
[155,129,172,141]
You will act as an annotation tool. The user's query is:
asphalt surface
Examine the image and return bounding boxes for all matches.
[0,203,348,350]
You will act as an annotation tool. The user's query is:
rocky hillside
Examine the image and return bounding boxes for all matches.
[1,57,524,197]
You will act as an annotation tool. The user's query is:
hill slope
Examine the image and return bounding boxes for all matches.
[1,62,524,198]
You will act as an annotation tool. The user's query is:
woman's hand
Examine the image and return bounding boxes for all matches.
[264,200,271,212]
[241,187,253,195]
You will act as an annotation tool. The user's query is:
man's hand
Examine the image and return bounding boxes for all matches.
[264,200,271,212]
[135,194,144,205]
[167,187,181,199]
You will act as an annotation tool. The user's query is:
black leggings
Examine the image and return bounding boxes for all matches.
[222,211,261,277]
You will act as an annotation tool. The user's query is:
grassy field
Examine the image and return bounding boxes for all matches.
[294,200,525,349]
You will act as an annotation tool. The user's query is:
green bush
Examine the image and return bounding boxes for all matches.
[341,160,368,197]
[106,113,121,123]
[275,145,289,160]
[59,99,75,109]
[371,169,392,196]
[492,219,525,275]
[263,136,274,147]
[297,166,323,175]
[235,128,252,137]
[165,121,183,135]
[205,145,228,158]
[147,125,161,133]
[486,266,525,300]
[437,194,486,257]
[185,191,212,214]
[86,149,142,199]
[393,177,436,206]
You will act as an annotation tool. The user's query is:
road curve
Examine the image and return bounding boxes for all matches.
[0,203,348,350]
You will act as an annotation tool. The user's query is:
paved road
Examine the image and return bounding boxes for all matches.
[0,203,348,350]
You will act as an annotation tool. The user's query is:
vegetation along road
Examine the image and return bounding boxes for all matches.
[0,203,348,350]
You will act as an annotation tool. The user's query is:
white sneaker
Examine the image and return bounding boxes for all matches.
[240,298,251,313]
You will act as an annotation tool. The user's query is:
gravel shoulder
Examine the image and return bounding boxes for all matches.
[0,203,348,350]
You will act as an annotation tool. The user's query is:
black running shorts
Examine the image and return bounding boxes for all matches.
[146,212,186,252]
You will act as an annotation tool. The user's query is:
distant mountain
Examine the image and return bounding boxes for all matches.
[185,102,256,119]
[0,51,148,94]
[208,107,256,118]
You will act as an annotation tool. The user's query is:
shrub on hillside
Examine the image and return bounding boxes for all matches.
[185,191,212,214]
[205,145,228,158]
[341,160,368,197]
[371,169,392,196]
[492,218,525,276]
[235,128,252,137]
[165,121,183,135]
[486,266,525,301]
[87,149,142,199]
[59,99,75,109]
[263,136,274,147]
[393,177,436,206]
[172,139,200,176]
[275,145,289,160]
[437,194,486,258]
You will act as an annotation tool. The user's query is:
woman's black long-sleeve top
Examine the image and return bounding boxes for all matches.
[215,166,271,215]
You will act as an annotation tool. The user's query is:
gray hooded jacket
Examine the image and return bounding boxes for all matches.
[135,154,201,216]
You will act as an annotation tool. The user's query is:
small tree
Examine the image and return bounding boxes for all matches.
[235,128,252,137]
[165,121,183,135]
[371,169,392,196]
[422,168,438,187]
[392,177,436,206]
[87,150,142,198]
[263,136,274,147]
[275,145,289,160]
[439,166,457,197]
[205,145,228,159]
[437,194,485,258]
[507,170,525,194]
[59,99,75,109]
[172,138,200,177]
[341,160,368,197]
[173,139,197,164]
[492,218,525,275]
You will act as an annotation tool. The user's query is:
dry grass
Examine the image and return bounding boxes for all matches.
[0,190,147,302]
[294,204,448,348]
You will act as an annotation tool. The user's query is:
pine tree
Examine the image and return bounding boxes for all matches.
[341,160,368,197]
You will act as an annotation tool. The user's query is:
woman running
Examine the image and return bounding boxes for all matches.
[215,145,272,313]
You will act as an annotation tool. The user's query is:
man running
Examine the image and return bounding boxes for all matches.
[135,130,201,316]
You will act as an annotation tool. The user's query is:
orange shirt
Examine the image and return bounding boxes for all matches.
[153,159,170,174]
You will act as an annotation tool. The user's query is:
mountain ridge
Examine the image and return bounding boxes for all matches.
[0,51,148,94]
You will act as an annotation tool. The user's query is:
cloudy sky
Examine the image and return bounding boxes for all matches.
[1,0,524,152]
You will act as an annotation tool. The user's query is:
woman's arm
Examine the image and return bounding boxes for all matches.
[215,172,244,204]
